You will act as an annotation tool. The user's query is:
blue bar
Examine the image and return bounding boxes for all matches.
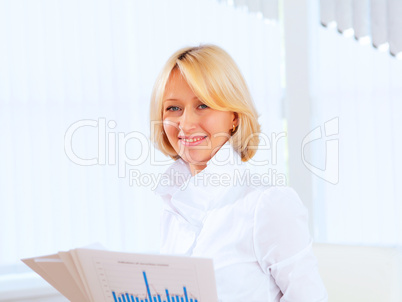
[143,272,153,302]
[111,271,199,302]
[166,289,171,302]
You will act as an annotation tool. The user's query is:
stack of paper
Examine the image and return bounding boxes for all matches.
[22,248,218,302]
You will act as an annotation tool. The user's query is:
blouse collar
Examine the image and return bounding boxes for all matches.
[154,142,248,225]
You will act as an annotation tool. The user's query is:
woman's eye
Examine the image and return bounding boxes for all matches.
[166,106,180,111]
[198,104,209,109]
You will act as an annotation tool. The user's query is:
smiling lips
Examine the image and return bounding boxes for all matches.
[179,136,207,146]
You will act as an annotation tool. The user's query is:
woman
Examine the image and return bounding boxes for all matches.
[150,45,327,302]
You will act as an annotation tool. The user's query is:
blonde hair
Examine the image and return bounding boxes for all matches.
[150,44,260,161]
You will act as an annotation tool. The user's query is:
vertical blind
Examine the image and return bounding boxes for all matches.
[313,25,402,245]
[0,0,284,271]
[320,0,402,57]
[224,0,402,246]
[217,0,279,21]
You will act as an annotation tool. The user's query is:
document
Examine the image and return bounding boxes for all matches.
[22,248,218,302]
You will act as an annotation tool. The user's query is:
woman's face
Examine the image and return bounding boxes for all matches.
[162,68,237,175]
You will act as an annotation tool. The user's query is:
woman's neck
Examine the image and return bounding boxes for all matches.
[189,163,207,176]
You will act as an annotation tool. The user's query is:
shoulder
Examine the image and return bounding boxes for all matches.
[255,186,307,216]
[251,186,311,266]
[240,185,309,237]
[242,185,307,216]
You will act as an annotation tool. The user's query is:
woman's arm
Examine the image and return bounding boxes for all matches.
[253,187,328,302]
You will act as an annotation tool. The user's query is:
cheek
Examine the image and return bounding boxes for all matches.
[202,113,232,134]
[163,119,179,140]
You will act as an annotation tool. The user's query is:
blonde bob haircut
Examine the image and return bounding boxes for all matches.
[150,44,260,162]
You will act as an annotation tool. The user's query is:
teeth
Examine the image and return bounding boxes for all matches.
[182,137,204,143]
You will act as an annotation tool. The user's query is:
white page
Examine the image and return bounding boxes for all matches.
[58,251,90,298]
[70,249,95,302]
[22,254,87,302]
[21,254,59,286]
[21,243,104,302]
[35,258,89,302]
[73,249,219,302]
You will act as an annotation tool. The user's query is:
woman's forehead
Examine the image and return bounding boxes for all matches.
[163,70,197,100]
[166,68,186,86]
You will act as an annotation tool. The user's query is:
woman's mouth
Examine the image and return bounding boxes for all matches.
[179,136,207,146]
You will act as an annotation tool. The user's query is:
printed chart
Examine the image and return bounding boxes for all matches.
[84,252,213,302]
[111,271,198,302]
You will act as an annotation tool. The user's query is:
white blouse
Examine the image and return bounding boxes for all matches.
[155,144,328,302]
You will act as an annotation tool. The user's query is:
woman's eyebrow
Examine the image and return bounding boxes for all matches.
[162,100,180,109]
[163,98,180,102]
[163,96,199,102]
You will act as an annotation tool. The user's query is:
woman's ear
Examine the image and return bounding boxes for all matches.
[233,112,239,127]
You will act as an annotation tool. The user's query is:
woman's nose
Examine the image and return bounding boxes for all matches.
[178,109,197,133]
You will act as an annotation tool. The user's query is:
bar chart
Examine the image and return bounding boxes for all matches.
[72,249,218,302]
[111,271,198,302]
[93,255,202,302]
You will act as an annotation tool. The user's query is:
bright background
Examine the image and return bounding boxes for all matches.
[0,0,284,273]
[0,0,402,300]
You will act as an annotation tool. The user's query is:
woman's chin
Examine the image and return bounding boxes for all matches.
[181,156,209,168]
[177,149,211,163]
